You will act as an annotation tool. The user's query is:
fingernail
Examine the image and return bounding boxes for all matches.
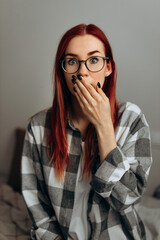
[72,75,76,80]
[97,82,101,88]
[77,75,82,80]
[72,78,76,84]
[73,86,77,92]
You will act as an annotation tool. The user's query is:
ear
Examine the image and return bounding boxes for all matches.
[105,60,112,77]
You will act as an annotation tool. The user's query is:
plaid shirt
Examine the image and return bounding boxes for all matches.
[21,101,152,240]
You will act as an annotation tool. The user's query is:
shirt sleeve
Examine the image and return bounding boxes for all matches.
[90,103,152,212]
[21,122,63,240]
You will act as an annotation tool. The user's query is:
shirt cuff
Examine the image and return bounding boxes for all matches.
[91,147,130,194]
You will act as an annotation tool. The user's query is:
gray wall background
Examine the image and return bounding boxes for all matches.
[0,0,160,195]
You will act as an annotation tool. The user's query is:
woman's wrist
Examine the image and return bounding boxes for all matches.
[96,118,115,140]
[96,121,117,163]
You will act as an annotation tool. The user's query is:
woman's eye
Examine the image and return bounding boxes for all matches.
[68,58,77,65]
[90,57,99,64]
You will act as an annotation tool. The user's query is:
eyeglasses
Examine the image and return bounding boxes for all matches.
[61,56,109,74]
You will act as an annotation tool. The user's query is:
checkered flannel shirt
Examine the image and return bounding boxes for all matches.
[21,101,152,240]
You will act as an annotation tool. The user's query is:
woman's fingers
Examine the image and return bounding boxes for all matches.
[73,84,87,108]
[96,82,108,101]
[72,75,112,127]
[76,76,102,103]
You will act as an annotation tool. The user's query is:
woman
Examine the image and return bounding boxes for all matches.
[21,24,152,240]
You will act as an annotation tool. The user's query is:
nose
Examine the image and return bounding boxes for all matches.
[77,61,89,77]
[77,62,96,87]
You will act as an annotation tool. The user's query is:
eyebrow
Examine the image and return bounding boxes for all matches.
[64,50,101,57]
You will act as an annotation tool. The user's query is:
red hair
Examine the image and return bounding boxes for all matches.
[47,24,119,179]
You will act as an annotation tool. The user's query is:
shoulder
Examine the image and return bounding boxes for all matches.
[26,108,52,139]
[28,108,51,129]
[118,101,142,117]
[115,101,150,145]
[117,101,148,127]
[23,109,52,164]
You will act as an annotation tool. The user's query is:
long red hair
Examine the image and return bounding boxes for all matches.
[47,24,119,179]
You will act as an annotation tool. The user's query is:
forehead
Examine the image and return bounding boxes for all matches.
[65,34,105,55]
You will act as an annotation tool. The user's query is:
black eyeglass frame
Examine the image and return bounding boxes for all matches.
[60,56,110,74]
